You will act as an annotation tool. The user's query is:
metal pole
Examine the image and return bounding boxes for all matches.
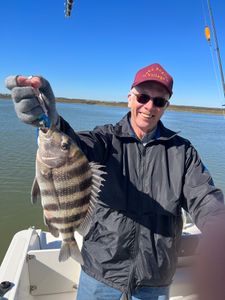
[207,0,225,99]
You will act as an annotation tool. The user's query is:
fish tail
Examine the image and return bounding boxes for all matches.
[59,240,84,265]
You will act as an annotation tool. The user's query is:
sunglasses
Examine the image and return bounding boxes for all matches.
[131,92,169,108]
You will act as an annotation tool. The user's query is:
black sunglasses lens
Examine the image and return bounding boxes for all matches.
[137,94,150,104]
[135,93,168,107]
[152,97,167,107]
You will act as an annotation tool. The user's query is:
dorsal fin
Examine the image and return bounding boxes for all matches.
[77,162,106,237]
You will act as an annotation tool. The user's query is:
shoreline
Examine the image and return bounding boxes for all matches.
[1,94,224,115]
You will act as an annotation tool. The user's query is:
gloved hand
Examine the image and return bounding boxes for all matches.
[5,75,59,128]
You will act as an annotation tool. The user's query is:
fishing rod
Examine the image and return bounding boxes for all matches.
[204,0,225,104]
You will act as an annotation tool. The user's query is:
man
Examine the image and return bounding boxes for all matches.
[5,63,225,300]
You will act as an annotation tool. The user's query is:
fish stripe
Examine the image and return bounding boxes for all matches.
[44,203,89,222]
[47,210,87,224]
[49,220,81,230]
[60,227,74,233]
[65,150,86,168]
[63,237,75,242]
[44,194,90,211]
[41,177,92,197]
[41,188,91,205]
[52,159,90,182]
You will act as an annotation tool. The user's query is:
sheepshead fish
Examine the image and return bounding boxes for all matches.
[31,127,105,264]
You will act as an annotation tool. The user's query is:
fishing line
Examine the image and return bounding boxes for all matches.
[209,38,224,104]
[201,0,220,97]
[206,0,225,108]
[201,0,224,108]
[201,0,208,27]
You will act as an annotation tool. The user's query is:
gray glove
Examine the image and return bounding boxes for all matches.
[5,75,59,128]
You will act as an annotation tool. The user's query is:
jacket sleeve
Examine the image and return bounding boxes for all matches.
[182,143,225,231]
[58,116,111,164]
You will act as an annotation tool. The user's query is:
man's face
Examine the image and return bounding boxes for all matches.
[128,82,170,139]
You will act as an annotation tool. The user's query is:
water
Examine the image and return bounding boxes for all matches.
[0,99,225,264]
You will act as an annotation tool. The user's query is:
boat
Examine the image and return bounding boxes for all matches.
[0,218,200,300]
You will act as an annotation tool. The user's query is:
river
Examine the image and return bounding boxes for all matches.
[0,99,225,264]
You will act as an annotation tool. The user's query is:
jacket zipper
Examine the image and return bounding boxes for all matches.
[125,143,146,298]
[125,222,140,299]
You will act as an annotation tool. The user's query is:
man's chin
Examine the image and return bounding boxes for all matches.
[138,122,156,133]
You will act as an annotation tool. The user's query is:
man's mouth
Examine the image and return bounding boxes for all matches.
[140,112,154,119]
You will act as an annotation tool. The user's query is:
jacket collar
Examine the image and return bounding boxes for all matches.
[114,112,179,142]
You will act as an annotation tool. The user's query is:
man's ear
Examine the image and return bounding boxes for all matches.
[128,93,132,108]
[165,101,170,110]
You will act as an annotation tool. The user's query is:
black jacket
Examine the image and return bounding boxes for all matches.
[60,113,224,294]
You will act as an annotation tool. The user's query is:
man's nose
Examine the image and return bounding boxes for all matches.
[144,99,155,109]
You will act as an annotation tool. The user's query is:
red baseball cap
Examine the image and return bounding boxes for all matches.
[131,63,173,97]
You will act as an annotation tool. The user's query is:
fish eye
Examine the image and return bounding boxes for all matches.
[61,142,70,151]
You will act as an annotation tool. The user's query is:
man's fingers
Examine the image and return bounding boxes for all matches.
[16,98,43,113]
[16,76,31,86]
[5,75,18,90]
[30,77,42,89]
[17,76,42,88]
[5,75,42,90]
[17,110,43,124]
[38,77,55,100]
[11,86,36,103]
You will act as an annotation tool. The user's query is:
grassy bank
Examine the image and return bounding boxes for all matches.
[1,93,224,115]
[56,97,224,115]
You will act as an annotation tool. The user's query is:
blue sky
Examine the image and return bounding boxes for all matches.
[1,0,225,108]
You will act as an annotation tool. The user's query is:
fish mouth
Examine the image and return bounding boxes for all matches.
[41,156,60,161]
[39,154,66,168]
[39,128,55,139]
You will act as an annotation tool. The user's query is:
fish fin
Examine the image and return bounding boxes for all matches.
[76,216,91,237]
[40,167,52,180]
[77,162,106,237]
[44,215,59,237]
[31,177,41,204]
[49,225,59,238]
[59,240,84,265]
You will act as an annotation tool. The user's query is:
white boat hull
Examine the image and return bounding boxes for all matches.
[0,225,200,300]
